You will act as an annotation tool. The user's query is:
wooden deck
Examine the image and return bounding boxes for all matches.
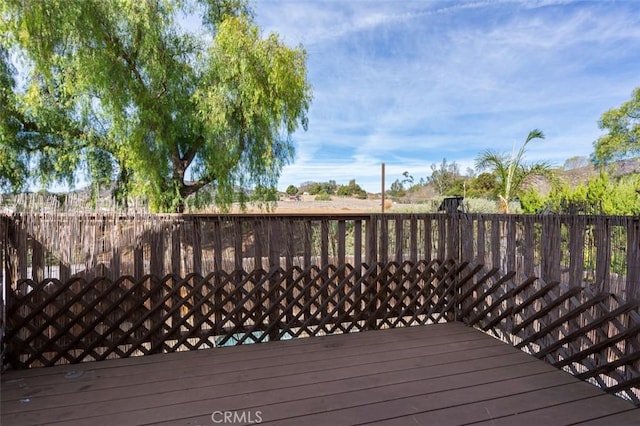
[2,322,638,426]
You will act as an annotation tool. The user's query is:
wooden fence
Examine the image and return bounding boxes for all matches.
[4,260,639,404]
[1,212,639,404]
[2,213,640,300]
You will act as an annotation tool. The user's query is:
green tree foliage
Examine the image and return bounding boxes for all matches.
[0,47,26,191]
[541,172,640,215]
[0,0,311,212]
[307,181,337,196]
[475,129,554,213]
[443,179,466,197]
[285,185,298,196]
[592,88,640,165]
[251,185,278,203]
[336,179,367,198]
[519,187,546,213]
[314,191,331,201]
[465,172,499,199]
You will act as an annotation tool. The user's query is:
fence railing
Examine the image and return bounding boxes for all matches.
[4,260,639,405]
[1,212,640,404]
[2,213,639,300]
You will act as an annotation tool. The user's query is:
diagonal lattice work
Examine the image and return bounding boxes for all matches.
[3,259,462,369]
[458,263,640,405]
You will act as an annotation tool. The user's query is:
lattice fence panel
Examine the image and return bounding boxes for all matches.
[459,264,640,405]
[4,260,457,369]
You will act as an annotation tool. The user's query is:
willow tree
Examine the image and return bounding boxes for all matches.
[475,129,554,213]
[0,0,311,211]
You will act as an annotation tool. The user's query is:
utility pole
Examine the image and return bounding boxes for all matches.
[381,163,386,213]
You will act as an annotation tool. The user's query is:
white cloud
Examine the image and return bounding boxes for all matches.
[254,0,640,193]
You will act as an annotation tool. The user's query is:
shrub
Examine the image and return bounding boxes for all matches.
[315,191,331,201]
[285,185,298,196]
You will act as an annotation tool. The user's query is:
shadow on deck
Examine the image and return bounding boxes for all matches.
[2,323,639,426]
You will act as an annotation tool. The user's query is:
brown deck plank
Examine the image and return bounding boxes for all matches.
[369,382,633,425]
[1,326,492,405]
[463,395,639,425]
[575,409,640,425]
[2,340,516,419]
[1,323,480,397]
[3,321,477,381]
[1,323,637,426]
[247,370,578,426]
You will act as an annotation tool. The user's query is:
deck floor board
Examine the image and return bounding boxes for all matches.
[2,322,638,425]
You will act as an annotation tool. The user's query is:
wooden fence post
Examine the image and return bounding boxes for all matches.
[149,227,166,353]
[366,215,379,330]
[268,219,282,341]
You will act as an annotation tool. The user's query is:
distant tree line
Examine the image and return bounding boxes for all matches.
[287,179,367,200]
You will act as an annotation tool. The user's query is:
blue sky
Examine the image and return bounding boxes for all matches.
[252,0,640,193]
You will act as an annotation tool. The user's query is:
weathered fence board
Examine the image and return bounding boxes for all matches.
[2,213,639,300]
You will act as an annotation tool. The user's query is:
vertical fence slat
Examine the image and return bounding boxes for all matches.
[506,217,516,273]
[542,215,561,282]
[423,217,432,261]
[491,216,500,269]
[192,218,203,275]
[523,216,535,278]
[32,239,44,282]
[269,219,281,269]
[233,220,243,271]
[437,215,446,261]
[595,217,611,293]
[461,215,474,265]
[338,220,346,265]
[253,218,263,270]
[320,220,329,266]
[268,220,282,341]
[446,215,458,261]
[409,216,418,263]
[17,220,27,281]
[213,220,222,273]
[354,219,363,313]
[379,216,389,264]
[568,216,586,288]
[303,220,312,268]
[171,221,181,276]
[626,217,640,301]
[476,216,485,265]
[395,217,404,263]
[354,219,362,269]
[366,216,377,265]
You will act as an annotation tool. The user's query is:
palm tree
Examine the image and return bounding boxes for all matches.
[475,129,554,213]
